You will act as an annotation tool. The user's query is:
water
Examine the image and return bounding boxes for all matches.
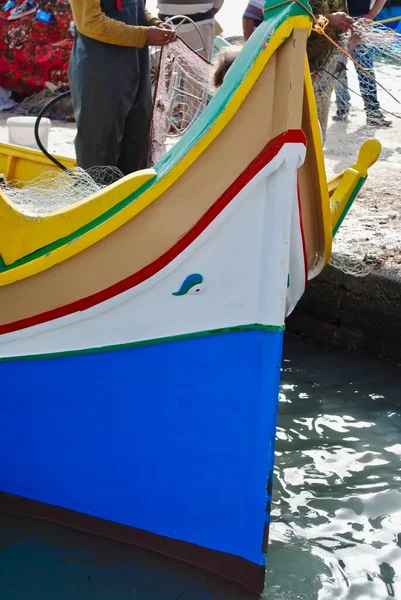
[0,334,400,599]
[267,335,401,600]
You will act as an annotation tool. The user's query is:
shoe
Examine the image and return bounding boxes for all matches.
[7,0,37,20]
[333,111,349,122]
[366,111,392,127]
[1,1,17,13]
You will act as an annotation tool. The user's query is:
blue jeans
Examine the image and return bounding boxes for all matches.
[335,43,380,115]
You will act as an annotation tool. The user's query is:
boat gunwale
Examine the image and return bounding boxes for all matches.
[0,6,313,285]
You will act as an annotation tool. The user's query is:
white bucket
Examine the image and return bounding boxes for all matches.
[7,116,51,151]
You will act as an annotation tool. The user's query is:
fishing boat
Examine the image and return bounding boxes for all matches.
[0,0,380,595]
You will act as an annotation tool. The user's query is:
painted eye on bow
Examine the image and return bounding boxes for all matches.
[187,284,204,295]
[172,273,204,296]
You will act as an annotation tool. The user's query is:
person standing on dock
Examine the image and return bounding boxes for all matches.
[156,0,225,60]
[68,0,176,175]
[333,0,392,127]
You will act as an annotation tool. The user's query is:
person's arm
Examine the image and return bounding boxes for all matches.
[242,16,255,40]
[212,0,224,14]
[363,0,387,19]
[70,0,174,47]
[145,9,162,26]
[242,1,264,40]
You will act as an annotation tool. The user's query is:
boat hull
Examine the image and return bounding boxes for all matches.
[0,2,381,592]
[0,327,283,593]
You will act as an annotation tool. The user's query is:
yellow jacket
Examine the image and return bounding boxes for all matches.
[69,0,161,48]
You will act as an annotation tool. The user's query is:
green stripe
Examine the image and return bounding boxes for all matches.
[0,323,284,363]
[0,176,156,273]
[0,0,312,273]
[333,176,366,237]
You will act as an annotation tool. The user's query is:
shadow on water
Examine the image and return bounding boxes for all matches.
[0,334,400,599]
[0,513,255,600]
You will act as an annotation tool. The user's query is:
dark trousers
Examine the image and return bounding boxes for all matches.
[69,0,152,176]
[70,44,152,175]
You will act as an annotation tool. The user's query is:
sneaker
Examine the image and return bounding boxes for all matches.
[333,111,349,122]
[366,111,392,127]
[1,1,17,13]
[7,0,37,20]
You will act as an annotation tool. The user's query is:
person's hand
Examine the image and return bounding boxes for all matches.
[157,22,175,31]
[146,25,176,46]
[326,12,354,31]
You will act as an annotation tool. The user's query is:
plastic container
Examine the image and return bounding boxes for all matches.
[7,116,51,151]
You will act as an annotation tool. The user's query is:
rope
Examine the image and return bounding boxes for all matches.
[377,15,401,25]
[321,67,401,119]
[263,0,400,104]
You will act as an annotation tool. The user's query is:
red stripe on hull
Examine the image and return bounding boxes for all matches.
[296,182,309,286]
[0,130,306,336]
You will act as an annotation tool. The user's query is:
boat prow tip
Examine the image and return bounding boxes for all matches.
[354,139,381,177]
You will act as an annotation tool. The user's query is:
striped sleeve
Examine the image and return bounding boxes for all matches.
[243,0,264,22]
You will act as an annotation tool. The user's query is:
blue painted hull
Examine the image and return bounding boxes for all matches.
[0,329,283,591]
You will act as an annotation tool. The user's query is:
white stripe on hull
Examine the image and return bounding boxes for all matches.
[0,143,306,358]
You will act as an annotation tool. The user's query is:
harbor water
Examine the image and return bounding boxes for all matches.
[0,334,400,599]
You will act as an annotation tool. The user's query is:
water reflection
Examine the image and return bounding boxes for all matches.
[0,335,400,599]
[268,335,401,599]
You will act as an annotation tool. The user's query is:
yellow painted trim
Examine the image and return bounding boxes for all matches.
[0,168,157,265]
[327,173,342,195]
[350,138,381,179]
[330,139,381,233]
[303,59,333,267]
[0,15,311,287]
[0,142,76,181]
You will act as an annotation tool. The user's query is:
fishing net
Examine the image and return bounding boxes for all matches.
[313,20,401,141]
[329,252,381,277]
[2,25,399,274]
[311,19,401,276]
[150,37,214,164]
[0,40,213,214]
[0,166,124,214]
